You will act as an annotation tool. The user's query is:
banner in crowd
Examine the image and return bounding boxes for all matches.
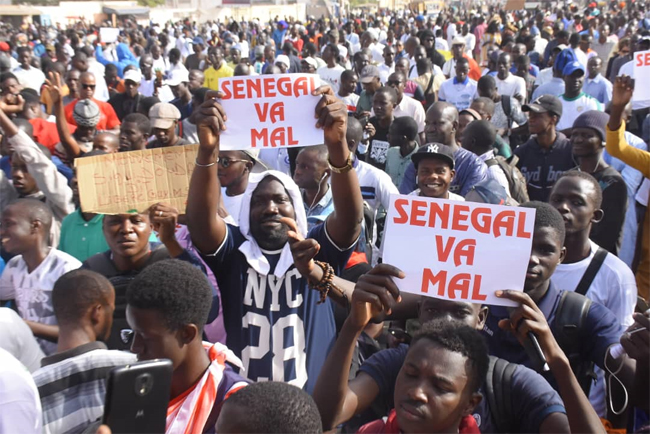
[217,74,323,150]
[383,195,536,307]
[633,50,650,102]
[75,145,198,214]
[99,27,120,43]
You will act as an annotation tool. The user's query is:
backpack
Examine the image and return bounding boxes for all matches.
[484,356,517,433]
[485,155,530,203]
[501,95,525,150]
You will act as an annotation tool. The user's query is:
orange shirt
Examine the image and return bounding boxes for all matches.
[64,98,121,130]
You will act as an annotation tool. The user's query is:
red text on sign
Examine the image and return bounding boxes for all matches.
[420,269,487,301]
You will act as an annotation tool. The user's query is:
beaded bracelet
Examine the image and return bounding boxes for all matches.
[309,260,335,304]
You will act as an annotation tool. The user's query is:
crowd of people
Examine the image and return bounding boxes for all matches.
[0,1,649,433]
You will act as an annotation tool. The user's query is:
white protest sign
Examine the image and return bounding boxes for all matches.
[633,50,650,102]
[382,195,536,307]
[218,74,323,150]
[100,27,120,44]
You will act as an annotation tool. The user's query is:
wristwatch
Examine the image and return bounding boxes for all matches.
[328,153,353,174]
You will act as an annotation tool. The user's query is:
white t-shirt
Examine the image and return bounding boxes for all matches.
[378,63,395,84]
[556,92,603,131]
[438,77,478,111]
[13,66,45,95]
[409,189,465,201]
[339,92,360,112]
[0,249,81,355]
[0,308,44,373]
[317,65,346,93]
[221,188,245,225]
[393,95,426,133]
[551,240,636,327]
[0,348,42,434]
[495,73,527,101]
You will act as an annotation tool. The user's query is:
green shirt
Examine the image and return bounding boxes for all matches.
[356,90,374,113]
[386,145,418,188]
[58,210,109,262]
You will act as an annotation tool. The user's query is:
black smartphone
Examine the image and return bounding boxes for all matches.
[103,359,173,434]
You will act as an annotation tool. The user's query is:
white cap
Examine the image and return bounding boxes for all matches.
[123,69,142,83]
[165,69,189,86]
[452,35,466,46]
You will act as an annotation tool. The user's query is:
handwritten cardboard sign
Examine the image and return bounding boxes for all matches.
[218,74,323,150]
[633,50,650,102]
[75,145,198,214]
[382,195,536,307]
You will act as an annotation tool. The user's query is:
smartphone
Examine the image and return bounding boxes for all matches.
[103,359,173,434]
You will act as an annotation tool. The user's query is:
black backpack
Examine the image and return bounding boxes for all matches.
[485,155,530,204]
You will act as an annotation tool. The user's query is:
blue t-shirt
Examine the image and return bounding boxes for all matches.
[359,344,565,433]
[202,223,353,393]
[398,146,488,195]
[483,281,624,389]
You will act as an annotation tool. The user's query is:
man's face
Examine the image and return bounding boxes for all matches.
[10,155,38,196]
[66,71,80,95]
[105,69,118,86]
[456,113,474,143]
[395,58,410,75]
[564,71,584,95]
[93,134,119,154]
[230,49,241,64]
[119,121,146,151]
[80,75,96,99]
[355,54,369,71]
[579,36,592,52]
[383,46,395,65]
[2,78,21,96]
[452,43,465,59]
[151,45,161,58]
[0,205,33,255]
[125,79,139,98]
[549,177,599,235]
[217,150,250,189]
[418,297,485,329]
[18,50,31,68]
[193,43,203,54]
[455,63,469,83]
[169,51,180,65]
[414,47,427,63]
[372,92,394,120]
[422,35,435,49]
[515,61,529,79]
[126,306,185,368]
[170,83,186,99]
[294,150,327,190]
[496,54,511,80]
[524,226,565,292]
[153,124,176,146]
[103,213,152,259]
[263,46,275,62]
[386,74,405,100]
[362,77,381,95]
[140,59,153,79]
[527,111,554,135]
[249,178,296,251]
[571,126,602,158]
[394,341,477,434]
[470,101,489,120]
[424,107,456,145]
[587,58,601,79]
[323,45,335,63]
[188,71,203,91]
[417,159,454,198]
[340,74,357,94]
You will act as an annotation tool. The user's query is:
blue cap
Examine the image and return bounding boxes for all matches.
[192,36,204,45]
[562,60,585,77]
[553,48,577,73]
[416,14,425,21]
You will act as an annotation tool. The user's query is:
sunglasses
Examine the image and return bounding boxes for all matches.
[219,157,250,168]
[82,84,96,90]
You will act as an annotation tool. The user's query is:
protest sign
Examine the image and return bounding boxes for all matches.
[100,27,120,43]
[382,195,536,307]
[218,74,323,150]
[504,0,525,10]
[75,145,198,214]
[633,50,650,102]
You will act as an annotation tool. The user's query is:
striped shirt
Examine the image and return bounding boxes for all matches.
[32,342,136,434]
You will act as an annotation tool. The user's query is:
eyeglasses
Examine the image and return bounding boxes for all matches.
[120,329,134,345]
[82,84,96,90]
[219,157,250,168]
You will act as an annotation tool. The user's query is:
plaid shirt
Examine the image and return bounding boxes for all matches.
[32,342,136,434]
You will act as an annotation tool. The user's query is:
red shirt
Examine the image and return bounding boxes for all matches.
[29,118,63,152]
[64,98,121,131]
[358,409,480,434]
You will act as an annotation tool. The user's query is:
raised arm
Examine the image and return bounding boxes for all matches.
[316,86,364,248]
[47,72,83,160]
[186,92,228,254]
[607,76,650,178]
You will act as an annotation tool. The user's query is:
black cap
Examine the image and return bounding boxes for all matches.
[522,94,563,118]
[411,143,455,169]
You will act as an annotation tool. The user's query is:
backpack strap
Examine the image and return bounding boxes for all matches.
[575,247,607,296]
[485,356,516,433]
[485,158,499,168]
[501,95,513,131]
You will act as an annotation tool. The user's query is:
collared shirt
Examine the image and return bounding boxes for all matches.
[204,64,234,91]
[392,95,426,133]
[59,210,110,262]
[386,146,417,187]
[303,187,334,229]
[556,92,603,131]
[583,74,612,105]
[33,342,136,434]
[438,76,478,111]
[531,77,565,101]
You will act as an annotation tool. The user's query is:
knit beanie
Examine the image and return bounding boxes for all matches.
[572,110,609,141]
[73,99,100,128]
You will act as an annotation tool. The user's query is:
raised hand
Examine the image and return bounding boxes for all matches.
[44,71,63,105]
[313,85,348,147]
[348,264,404,330]
[611,75,634,109]
[195,90,227,157]
[149,202,180,247]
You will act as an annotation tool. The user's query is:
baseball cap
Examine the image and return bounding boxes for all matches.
[562,60,585,77]
[553,48,577,73]
[241,149,268,174]
[523,95,563,118]
[275,54,290,69]
[165,69,189,87]
[192,36,205,45]
[149,103,181,129]
[415,14,425,22]
[301,57,318,69]
[411,143,455,169]
[452,35,466,46]
[123,69,142,83]
[0,42,10,52]
[359,65,380,83]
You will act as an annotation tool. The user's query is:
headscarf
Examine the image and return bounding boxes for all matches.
[237,171,308,278]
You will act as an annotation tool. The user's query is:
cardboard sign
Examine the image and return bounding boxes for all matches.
[99,27,120,44]
[382,195,536,307]
[75,145,198,214]
[633,50,650,102]
[217,74,323,150]
[504,0,525,10]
